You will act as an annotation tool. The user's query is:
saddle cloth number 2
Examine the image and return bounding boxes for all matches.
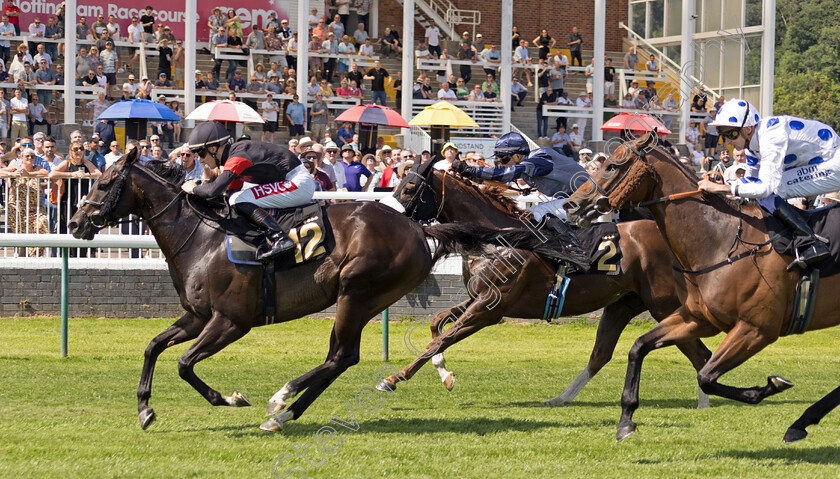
[288,222,327,264]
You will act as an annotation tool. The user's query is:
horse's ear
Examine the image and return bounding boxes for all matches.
[416,158,435,178]
[121,146,139,166]
[638,131,656,150]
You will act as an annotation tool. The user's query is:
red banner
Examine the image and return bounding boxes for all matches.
[16,0,291,42]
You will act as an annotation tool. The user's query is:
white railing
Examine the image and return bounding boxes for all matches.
[540,105,681,140]
[405,125,432,155]
[410,99,503,137]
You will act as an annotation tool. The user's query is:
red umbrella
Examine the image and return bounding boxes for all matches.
[601,112,670,135]
[335,104,410,128]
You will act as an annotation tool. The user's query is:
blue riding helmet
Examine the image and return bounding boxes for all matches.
[492,132,531,157]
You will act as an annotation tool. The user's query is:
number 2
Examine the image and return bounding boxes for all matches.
[597,240,618,272]
[288,223,326,264]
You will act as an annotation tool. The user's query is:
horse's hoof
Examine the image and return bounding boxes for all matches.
[139,408,156,430]
[227,391,251,407]
[783,427,808,444]
[442,372,455,391]
[769,375,794,393]
[375,379,396,393]
[616,422,636,442]
[260,410,294,432]
[266,400,286,417]
[541,395,570,407]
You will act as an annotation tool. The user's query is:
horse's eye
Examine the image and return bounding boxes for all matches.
[98,182,111,191]
[607,163,619,171]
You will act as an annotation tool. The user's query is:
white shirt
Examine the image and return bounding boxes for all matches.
[686,126,700,144]
[104,152,123,168]
[433,158,452,170]
[514,46,529,63]
[10,96,27,122]
[691,150,705,165]
[127,24,143,43]
[123,81,140,94]
[107,22,121,39]
[569,131,584,147]
[359,43,374,56]
[437,88,456,100]
[553,54,569,68]
[425,26,440,46]
[261,100,278,122]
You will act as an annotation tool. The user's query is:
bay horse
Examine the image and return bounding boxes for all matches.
[564,132,840,442]
[376,164,712,408]
[67,149,588,432]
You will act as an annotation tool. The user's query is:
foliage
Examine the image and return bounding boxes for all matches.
[2,317,840,478]
[774,0,840,128]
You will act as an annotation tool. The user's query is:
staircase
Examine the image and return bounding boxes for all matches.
[392,0,480,41]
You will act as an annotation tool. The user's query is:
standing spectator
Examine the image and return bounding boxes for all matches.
[246,25,266,61]
[154,72,171,89]
[604,92,619,120]
[337,36,355,74]
[310,92,328,143]
[338,143,371,191]
[207,7,225,44]
[261,93,279,143]
[50,141,101,258]
[553,47,571,72]
[100,41,118,98]
[458,41,476,85]
[0,148,49,255]
[685,119,700,151]
[9,88,28,140]
[568,26,583,66]
[28,17,46,52]
[468,84,484,102]
[33,44,52,69]
[646,54,659,73]
[536,59,551,96]
[346,63,364,89]
[510,77,527,110]
[126,17,143,71]
[0,89,8,142]
[703,109,719,157]
[353,23,368,46]
[584,57,596,94]
[533,29,556,61]
[355,0,372,32]
[536,86,557,139]
[210,26,227,80]
[511,26,522,51]
[604,58,616,96]
[44,16,60,64]
[364,60,390,106]
[549,59,566,97]
[94,119,116,155]
[0,15,14,64]
[322,32,337,82]
[513,39,533,86]
[226,69,245,92]
[103,140,121,168]
[575,91,591,137]
[624,46,638,88]
[425,19,441,58]
[285,94,306,139]
[15,62,37,92]
[157,37,172,79]
[225,27,244,80]
[661,91,678,130]
[3,0,20,35]
[479,44,501,80]
[171,40,185,87]
[90,13,106,41]
[35,59,55,106]
[76,16,90,43]
[140,6,155,43]
[27,94,50,136]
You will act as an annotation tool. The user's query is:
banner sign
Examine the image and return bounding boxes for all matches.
[450,138,498,158]
[16,1,293,42]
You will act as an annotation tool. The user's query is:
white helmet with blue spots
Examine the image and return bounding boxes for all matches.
[709,99,761,129]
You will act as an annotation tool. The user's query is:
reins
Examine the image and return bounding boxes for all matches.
[630,171,723,209]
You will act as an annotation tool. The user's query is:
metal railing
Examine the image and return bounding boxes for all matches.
[410,99,504,137]
[405,125,433,155]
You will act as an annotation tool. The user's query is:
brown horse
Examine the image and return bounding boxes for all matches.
[564,133,840,442]
[67,149,588,432]
[376,164,712,407]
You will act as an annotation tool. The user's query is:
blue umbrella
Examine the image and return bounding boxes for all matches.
[96,99,181,121]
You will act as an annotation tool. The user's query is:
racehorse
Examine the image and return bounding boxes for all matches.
[67,149,587,432]
[376,164,712,407]
[564,132,840,442]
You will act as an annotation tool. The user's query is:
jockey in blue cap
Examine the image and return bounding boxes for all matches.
[450,131,592,223]
[698,99,839,270]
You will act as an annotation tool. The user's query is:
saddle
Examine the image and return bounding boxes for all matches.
[765,203,840,278]
[225,202,332,269]
[567,221,623,276]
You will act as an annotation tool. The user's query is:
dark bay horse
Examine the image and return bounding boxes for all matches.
[564,133,840,442]
[67,149,587,432]
[377,165,712,407]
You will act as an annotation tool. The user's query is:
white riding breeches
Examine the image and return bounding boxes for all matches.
[229,165,317,209]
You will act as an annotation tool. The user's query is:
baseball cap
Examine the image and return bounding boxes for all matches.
[128,74,135,79]
[340,143,355,152]
[476,33,483,38]
[462,31,469,35]
[195,69,202,74]
[572,123,579,128]
[579,148,593,155]
[158,95,166,101]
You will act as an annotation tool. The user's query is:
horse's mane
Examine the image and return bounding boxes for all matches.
[142,160,187,185]
[443,171,524,217]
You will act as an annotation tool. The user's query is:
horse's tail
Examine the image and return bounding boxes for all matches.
[422,223,588,270]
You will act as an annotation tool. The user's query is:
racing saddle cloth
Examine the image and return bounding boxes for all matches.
[765,203,840,278]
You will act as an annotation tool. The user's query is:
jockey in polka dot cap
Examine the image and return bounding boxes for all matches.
[698,98,839,270]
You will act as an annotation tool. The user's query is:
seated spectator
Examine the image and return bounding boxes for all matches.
[509,77,527,109]
[353,23,368,45]
[27,94,51,136]
[551,125,573,157]
[456,78,469,100]
[154,72,171,88]
[381,27,401,58]
[621,93,635,109]
[359,38,375,56]
[437,82,457,100]
[336,78,351,96]
[204,72,220,90]
[227,69,246,92]
[685,120,700,151]
[253,62,267,85]
[569,124,585,157]
[468,84,484,102]
[690,142,705,168]
[265,73,283,94]
[319,79,334,97]
[347,80,362,98]
[483,83,498,102]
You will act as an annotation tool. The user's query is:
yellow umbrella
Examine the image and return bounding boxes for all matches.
[409,100,479,128]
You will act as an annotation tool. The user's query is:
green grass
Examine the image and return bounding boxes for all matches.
[1,316,840,478]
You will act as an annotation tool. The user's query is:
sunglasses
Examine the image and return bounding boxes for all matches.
[21,142,33,147]
[180,152,192,156]
[72,147,84,151]
[141,145,150,149]
[304,155,318,160]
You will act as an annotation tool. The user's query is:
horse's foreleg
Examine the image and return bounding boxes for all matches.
[785,385,840,443]
[176,314,251,407]
[696,321,790,405]
[673,339,713,408]
[137,313,204,430]
[544,297,643,406]
[617,309,717,442]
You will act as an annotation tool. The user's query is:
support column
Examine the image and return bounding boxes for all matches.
[297,0,310,104]
[185,0,197,128]
[63,0,77,126]
[679,0,695,146]
[592,0,606,143]
[500,0,513,132]
[401,0,415,123]
[760,0,776,116]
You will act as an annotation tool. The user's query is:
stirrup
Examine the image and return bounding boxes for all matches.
[256,236,295,262]
[786,242,830,272]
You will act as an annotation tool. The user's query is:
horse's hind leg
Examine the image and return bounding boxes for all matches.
[176,314,252,407]
[785,385,840,443]
[544,296,644,406]
[696,321,792,405]
[137,313,204,430]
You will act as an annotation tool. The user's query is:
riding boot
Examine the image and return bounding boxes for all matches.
[235,204,296,262]
[773,201,830,271]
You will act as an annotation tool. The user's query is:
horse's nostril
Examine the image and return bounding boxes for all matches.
[67,221,78,231]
